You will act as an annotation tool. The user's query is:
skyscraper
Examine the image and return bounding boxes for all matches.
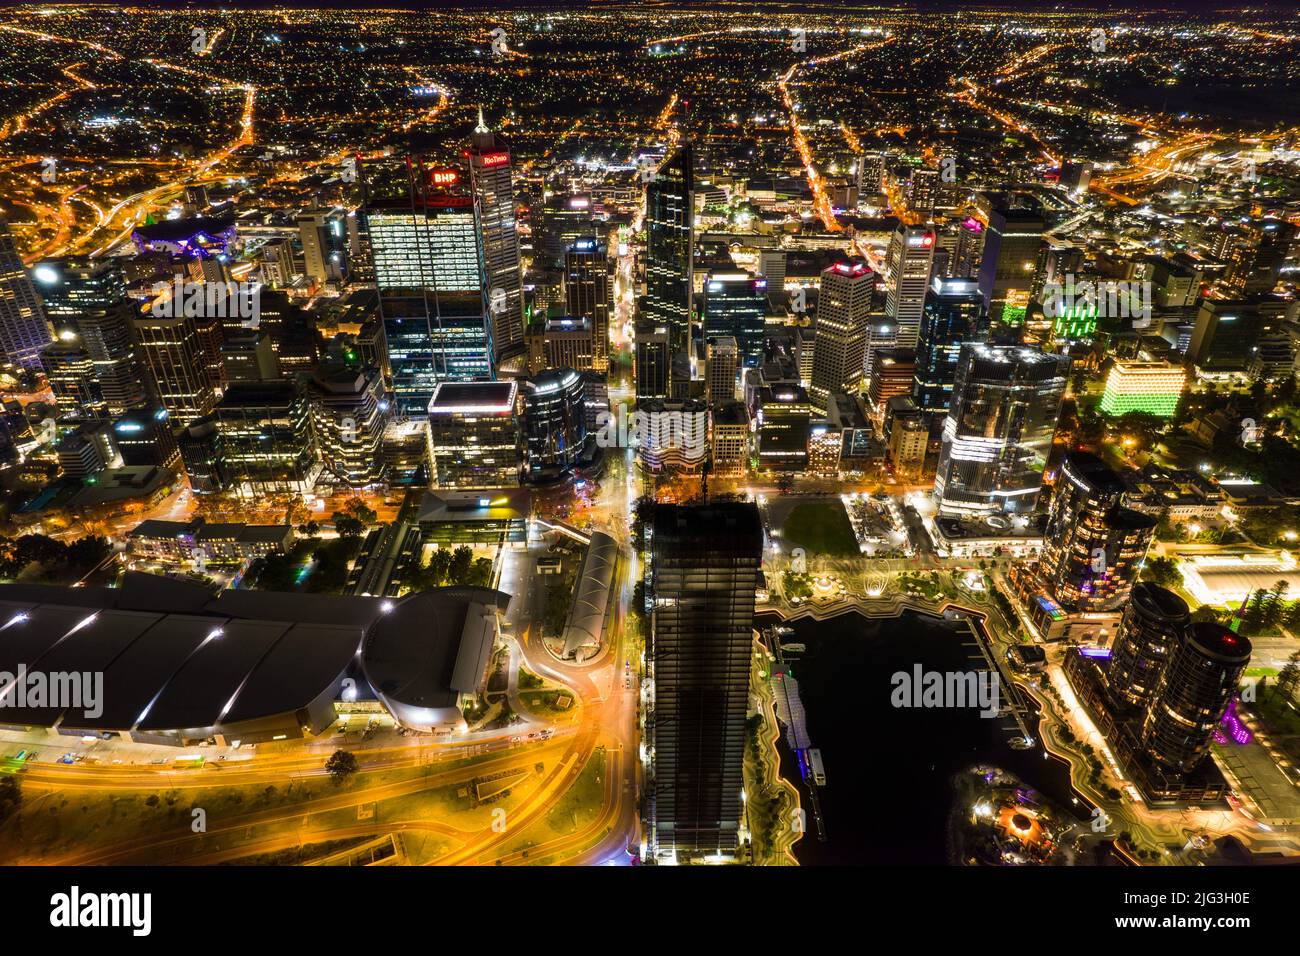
[706,335,739,405]
[34,257,149,417]
[977,205,1045,326]
[912,277,986,421]
[297,208,345,286]
[1107,583,1191,711]
[426,381,521,488]
[365,157,493,415]
[215,380,320,496]
[469,109,526,362]
[0,217,52,369]
[635,321,670,403]
[884,224,936,349]
[809,258,873,413]
[933,344,1069,517]
[649,501,763,861]
[1142,623,1251,775]
[564,238,611,371]
[134,312,218,426]
[702,270,766,370]
[307,364,391,487]
[1038,451,1157,612]
[641,143,694,381]
[521,368,587,483]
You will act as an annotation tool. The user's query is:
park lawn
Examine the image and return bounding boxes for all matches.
[781,501,859,558]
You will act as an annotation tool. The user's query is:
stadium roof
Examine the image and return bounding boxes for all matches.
[0,575,509,738]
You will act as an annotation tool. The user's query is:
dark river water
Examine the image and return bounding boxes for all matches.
[760,610,1089,865]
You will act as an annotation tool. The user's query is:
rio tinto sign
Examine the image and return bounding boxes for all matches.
[479,151,509,168]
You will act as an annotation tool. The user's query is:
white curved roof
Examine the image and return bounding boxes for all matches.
[561,531,620,658]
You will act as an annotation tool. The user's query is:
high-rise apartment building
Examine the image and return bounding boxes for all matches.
[1142,623,1251,774]
[1038,452,1157,612]
[1106,583,1191,711]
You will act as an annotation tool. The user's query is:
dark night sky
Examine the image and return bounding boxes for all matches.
[29,1,1299,12]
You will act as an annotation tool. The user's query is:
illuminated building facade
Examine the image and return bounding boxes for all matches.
[134,312,218,427]
[702,270,766,369]
[426,380,521,488]
[1142,623,1251,775]
[1038,452,1157,612]
[564,238,611,371]
[34,258,149,417]
[933,345,1068,517]
[1099,362,1186,419]
[521,368,587,483]
[912,277,986,421]
[710,400,750,477]
[469,112,526,362]
[307,365,390,487]
[635,398,709,473]
[365,157,493,415]
[1106,583,1191,711]
[884,224,936,349]
[977,205,1045,326]
[809,258,874,413]
[757,385,811,473]
[214,380,321,497]
[0,217,52,369]
[641,144,695,375]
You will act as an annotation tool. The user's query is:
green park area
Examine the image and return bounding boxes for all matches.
[780,501,859,558]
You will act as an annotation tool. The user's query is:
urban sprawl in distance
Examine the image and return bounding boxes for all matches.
[0,1,1297,872]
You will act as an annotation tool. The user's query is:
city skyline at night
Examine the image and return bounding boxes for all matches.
[0,2,1296,930]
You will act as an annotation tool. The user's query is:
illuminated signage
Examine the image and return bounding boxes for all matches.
[480,152,509,168]
[430,169,459,186]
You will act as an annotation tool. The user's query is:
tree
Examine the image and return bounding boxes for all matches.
[67,535,109,567]
[343,497,378,525]
[325,750,359,785]
[427,547,452,585]
[331,513,365,538]
[1140,556,1181,590]
[448,545,473,584]
[1275,650,1300,704]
